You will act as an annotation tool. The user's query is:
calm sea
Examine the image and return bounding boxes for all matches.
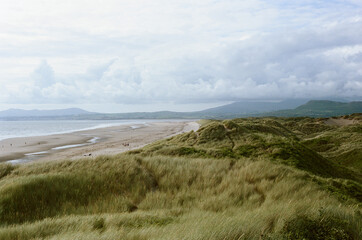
[0,119,172,141]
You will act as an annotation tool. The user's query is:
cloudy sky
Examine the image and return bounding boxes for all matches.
[0,0,361,112]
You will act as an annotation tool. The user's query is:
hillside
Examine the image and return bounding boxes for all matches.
[86,100,362,119]
[199,99,308,115]
[264,100,362,117]
[80,100,362,119]
[0,116,361,239]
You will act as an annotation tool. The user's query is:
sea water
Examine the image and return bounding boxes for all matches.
[0,119,172,141]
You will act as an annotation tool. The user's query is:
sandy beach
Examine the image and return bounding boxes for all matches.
[0,121,199,163]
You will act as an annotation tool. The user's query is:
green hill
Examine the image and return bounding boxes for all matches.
[264,100,362,117]
[198,99,307,115]
[0,116,361,239]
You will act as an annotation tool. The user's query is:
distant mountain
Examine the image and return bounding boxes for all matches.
[262,100,362,117]
[0,108,93,118]
[200,99,308,115]
[1,100,361,120]
[76,100,359,119]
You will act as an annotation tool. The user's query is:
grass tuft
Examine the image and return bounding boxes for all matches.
[0,116,361,239]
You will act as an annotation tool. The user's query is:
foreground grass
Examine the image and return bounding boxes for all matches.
[0,116,361,239]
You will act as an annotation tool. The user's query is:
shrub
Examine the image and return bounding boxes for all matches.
[283,211,354,240]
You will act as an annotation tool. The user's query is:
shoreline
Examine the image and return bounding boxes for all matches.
[0,121,199,164]
[0,119,189,142]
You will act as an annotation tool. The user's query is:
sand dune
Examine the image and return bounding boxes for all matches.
[324,118,357,126]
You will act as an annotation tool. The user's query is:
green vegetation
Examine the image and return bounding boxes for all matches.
[265,100,362,118]
[302,119,362,172]
[0,116,361,239]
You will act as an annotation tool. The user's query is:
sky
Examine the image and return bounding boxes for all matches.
[0,0,362,113]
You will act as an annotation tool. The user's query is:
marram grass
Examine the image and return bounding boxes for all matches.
[0,116,361,239]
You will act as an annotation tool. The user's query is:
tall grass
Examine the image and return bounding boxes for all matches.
[0,116,360,239]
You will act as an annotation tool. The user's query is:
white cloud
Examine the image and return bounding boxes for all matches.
[0,0,361,110]
[32,60,55,88]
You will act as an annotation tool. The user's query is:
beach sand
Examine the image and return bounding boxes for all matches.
[0,121,199,163]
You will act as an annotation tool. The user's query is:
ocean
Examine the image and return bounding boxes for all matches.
[0,119,172,141]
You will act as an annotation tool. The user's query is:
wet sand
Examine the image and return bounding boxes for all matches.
[0,121,199,163]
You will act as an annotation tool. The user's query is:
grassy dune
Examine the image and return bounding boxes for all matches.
[0,116,361,239]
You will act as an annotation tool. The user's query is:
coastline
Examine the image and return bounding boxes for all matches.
[0,119,184,141]
[0,121,199,164]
